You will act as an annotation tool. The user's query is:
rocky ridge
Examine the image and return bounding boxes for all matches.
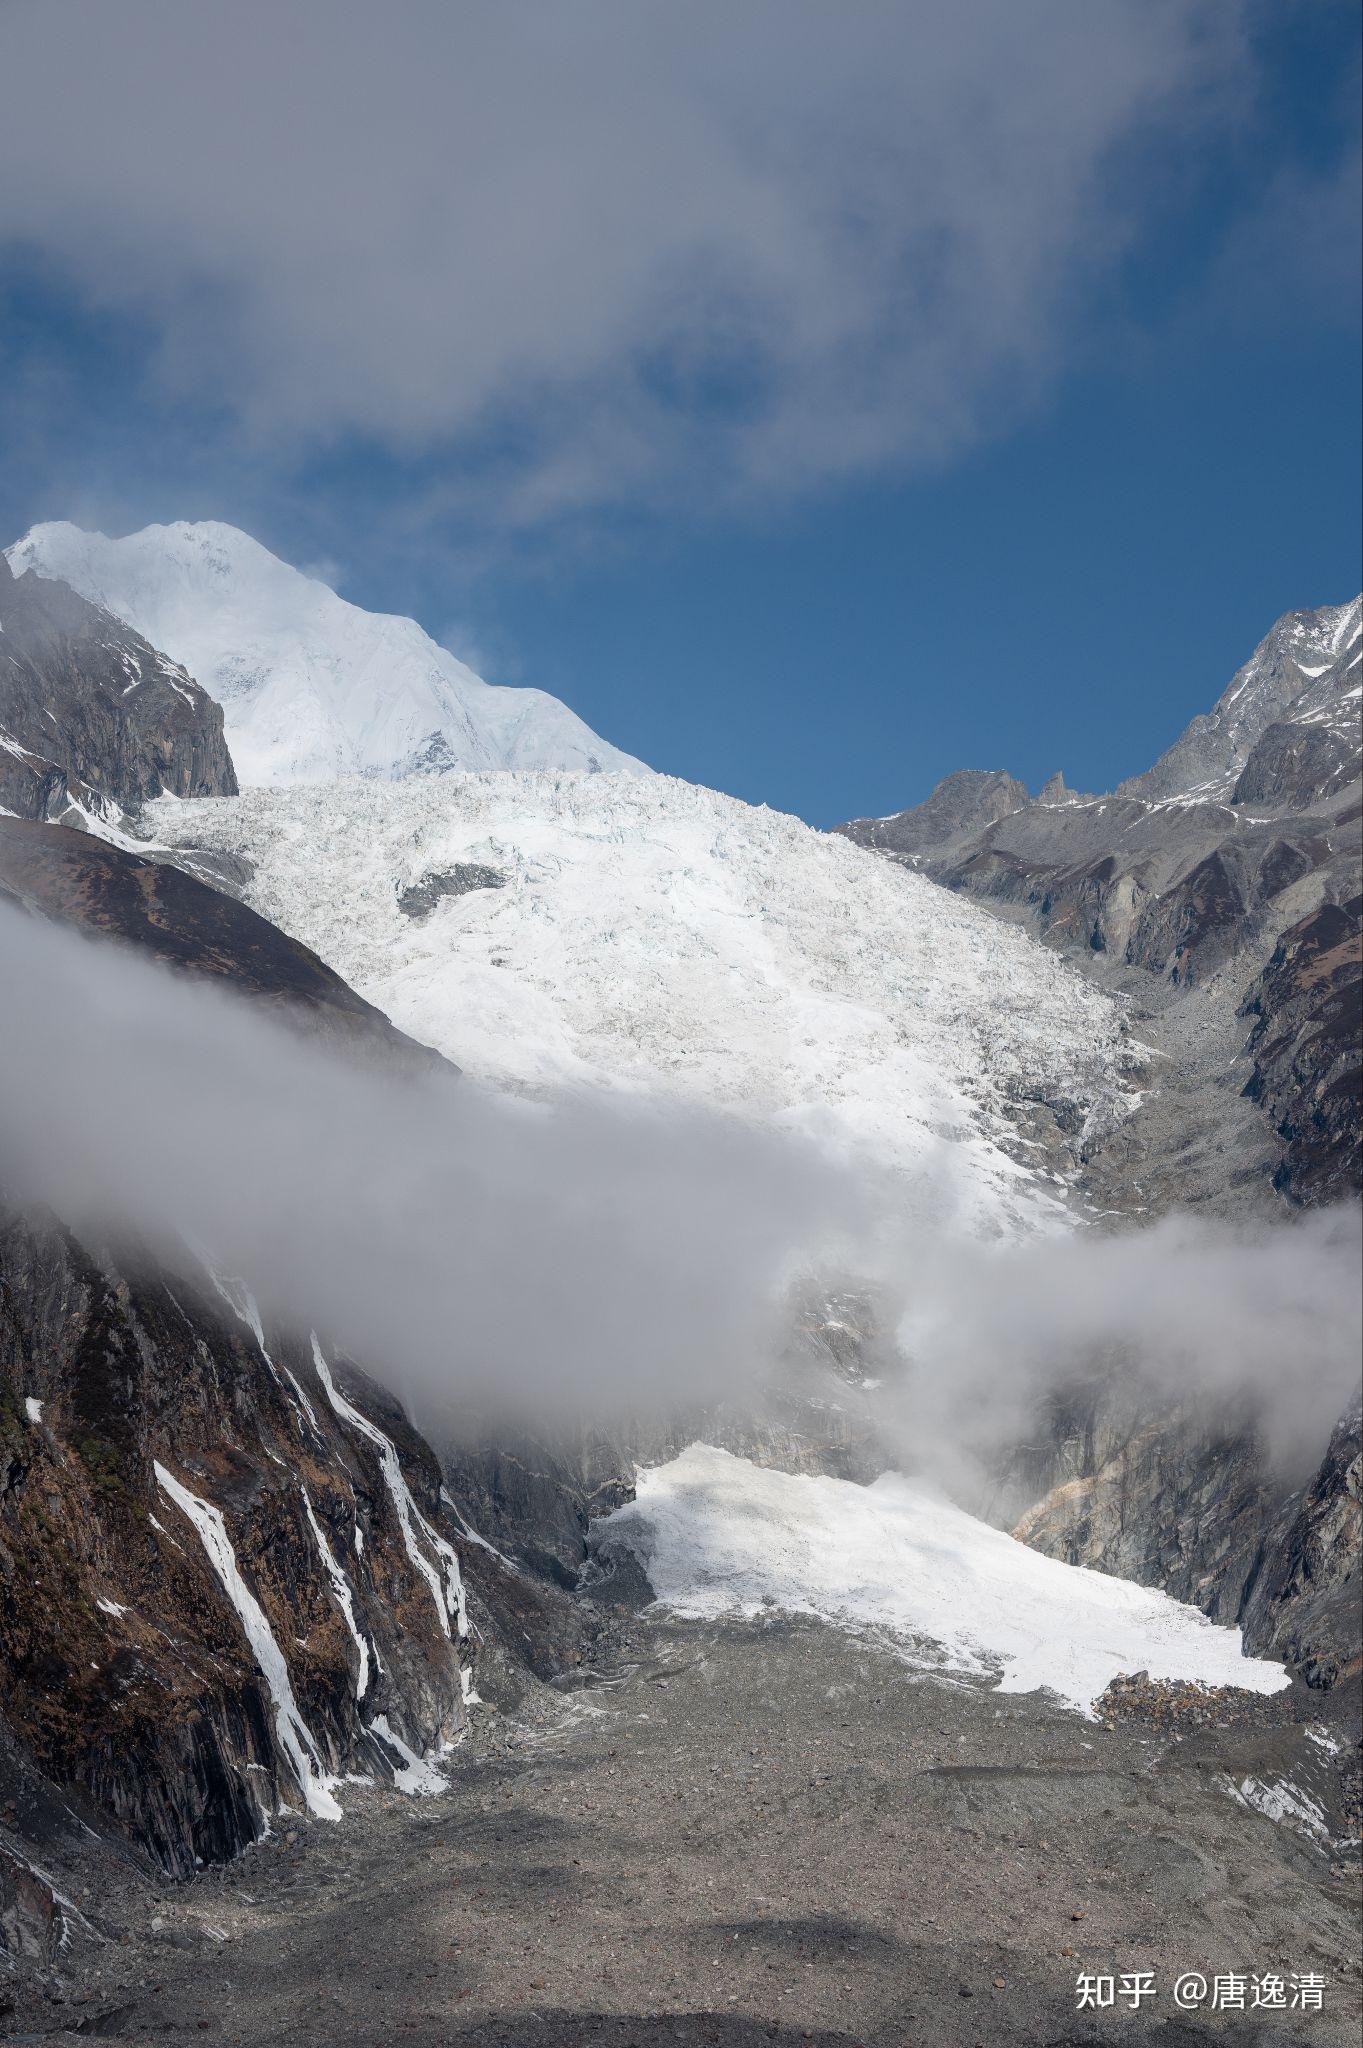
[0,554,235,826]
[838,595,1362,1692]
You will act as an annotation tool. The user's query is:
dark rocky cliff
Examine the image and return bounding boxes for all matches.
[0,554,236,824]
[0,816,444,1074]
[0,823,485,1883]
[0,1217,471,1877]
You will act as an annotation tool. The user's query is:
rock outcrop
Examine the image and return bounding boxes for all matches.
[1241,893,1362,1205]
[0,824,479,1878]
[0,554,236,824]
[0,1220,471,1876]
[0,815,448,1074]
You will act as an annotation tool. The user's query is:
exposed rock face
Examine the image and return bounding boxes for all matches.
[1005,1392,1273,1627]
[844,767,1032,855]
[1007,1396,1362,1692]
[0,555,236,823]
[1241,893,1362,1204]
[1121,595,1360,804]
[836,596,1363,1685]
[0,817,444,1074]
[1242,1408,1362,1688]
[397,862,505,919]
[0,1220,470,1875]
[0,820,478,1876]
[836,594,1362,1203]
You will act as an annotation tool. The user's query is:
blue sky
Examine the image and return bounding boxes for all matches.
[1,1,1358,825]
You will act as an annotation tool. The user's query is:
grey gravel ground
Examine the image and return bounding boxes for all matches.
[5,1613,1360,2048]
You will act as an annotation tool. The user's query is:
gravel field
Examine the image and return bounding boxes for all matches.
[5,1614,1359,2048]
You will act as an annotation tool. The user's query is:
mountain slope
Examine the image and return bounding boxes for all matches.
[6,520,647,786]
[0,552,235,823]
[0,816,439,1073]
[837,593,1362,1208]
[0,824,536,1878]
[834,596,1362,1686]
[143,770,1140,1237]
[1121,595,1361,804]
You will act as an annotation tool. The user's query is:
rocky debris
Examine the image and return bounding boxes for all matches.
[1095,1672,1297,1736]
[5,1612,1359,2045]
[0,1843,69,1965]
[398,864,505,919]
[0,553,235,824]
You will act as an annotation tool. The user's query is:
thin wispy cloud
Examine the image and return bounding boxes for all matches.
[0,0,1289,526]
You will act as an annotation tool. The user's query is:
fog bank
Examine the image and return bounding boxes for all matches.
[2,904,1357,1467]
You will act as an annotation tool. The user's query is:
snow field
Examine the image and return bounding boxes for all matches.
[149,770,1139,1234]
[600,1445,1292,1717]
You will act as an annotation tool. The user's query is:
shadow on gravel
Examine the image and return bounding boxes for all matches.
[705,1912,906,1962]
[428,2013,1309,2048]
[438,2018,871,2046]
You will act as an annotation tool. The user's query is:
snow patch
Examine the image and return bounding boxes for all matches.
[1229,1776,1329,1840]
[599,1445,1291,1718]
[23,1397,43,1424]
[368,1713,448,1795]
[200,1261,321,1432]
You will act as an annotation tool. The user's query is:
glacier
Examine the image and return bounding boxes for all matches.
[145,769,1139,1235]
[599,1445,1292,1717]
[5,519,648,786]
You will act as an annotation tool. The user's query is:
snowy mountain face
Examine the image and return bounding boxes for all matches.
[5,521,648,787]
[145,771,1138,1236]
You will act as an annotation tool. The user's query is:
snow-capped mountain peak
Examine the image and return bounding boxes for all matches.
[5,519,648,787]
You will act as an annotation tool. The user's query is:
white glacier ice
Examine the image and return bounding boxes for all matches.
[601,1445,1292,1717]
[148,771,1139,1234]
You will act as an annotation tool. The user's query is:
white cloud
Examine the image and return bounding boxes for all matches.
[0,1,1257,519]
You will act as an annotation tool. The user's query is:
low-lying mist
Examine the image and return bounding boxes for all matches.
[3,903,1358,1478]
